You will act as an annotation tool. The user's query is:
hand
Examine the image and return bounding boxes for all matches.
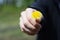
[19,8,42,35]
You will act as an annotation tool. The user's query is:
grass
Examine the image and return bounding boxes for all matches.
[0,5,36,40]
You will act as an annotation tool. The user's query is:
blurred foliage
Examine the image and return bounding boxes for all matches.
[0,0,36,40]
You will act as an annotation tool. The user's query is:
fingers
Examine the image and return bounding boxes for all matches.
[20,18,23,31]
[23,28,36,35]
[26,8,41,26]
[20,18,31,34]
[26,8,37,26]
[21,11,36,30]
[20,8,42,35]
[20,17,40,35]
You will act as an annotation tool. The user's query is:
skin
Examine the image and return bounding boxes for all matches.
[20,8,42,35]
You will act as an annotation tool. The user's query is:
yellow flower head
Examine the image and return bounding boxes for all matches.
[31,10,43,20]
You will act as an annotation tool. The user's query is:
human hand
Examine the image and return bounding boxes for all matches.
[19,8,43,35]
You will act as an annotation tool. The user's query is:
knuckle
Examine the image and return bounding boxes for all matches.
[21,12,23,16]
[20,17,21,21]
[31,27,40,33]
[28,17,31,21]
[24,21,29,25]
[32,27,36,30]
[22,28,36,35]
[28,32,36,35]
[21,11,25,16]
[24,21,27,25]
[33,23,37,26]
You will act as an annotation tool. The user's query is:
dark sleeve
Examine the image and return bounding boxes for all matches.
[29,0,49,40]
[29,0,48,25]
[29,0,48,26]
[29,0,48,17]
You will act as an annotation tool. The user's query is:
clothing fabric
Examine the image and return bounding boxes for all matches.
[30,0,60,40]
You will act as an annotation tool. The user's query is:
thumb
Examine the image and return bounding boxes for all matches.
[35,17,43,23]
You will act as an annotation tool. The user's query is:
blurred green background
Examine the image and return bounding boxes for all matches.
[0,0,36,40]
